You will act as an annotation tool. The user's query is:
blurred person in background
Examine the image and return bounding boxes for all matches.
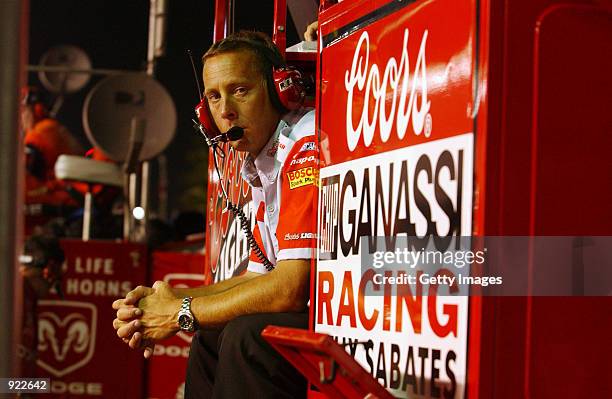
[17,221,66,379]
[21,86,83,233]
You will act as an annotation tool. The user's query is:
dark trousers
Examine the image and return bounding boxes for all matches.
[184,312,308,399]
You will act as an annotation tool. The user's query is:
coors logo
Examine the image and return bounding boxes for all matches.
[37,300,97,377]
[345,29,431,151]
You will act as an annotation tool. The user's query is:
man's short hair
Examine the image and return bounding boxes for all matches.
[202,31,286,77]
[203,31,289,112]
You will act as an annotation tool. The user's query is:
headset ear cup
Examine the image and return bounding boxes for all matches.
[272,67,306,111]
[195,98,220,137]
[266,72,286,113]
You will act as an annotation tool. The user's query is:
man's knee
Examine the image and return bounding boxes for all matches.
[218,313,307,358]
[188,328,222,363]
[219,314,269,352]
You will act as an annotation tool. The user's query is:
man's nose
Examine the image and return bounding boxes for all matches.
[220,97,237,121]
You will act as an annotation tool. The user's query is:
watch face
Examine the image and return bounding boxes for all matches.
[178,314,191,329]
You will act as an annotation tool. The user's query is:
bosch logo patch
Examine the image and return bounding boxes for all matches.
[287,166,318,189]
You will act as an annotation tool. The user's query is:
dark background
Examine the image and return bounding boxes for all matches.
[28,0,300,223]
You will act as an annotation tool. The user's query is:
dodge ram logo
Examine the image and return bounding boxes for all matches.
[36,301,97,377]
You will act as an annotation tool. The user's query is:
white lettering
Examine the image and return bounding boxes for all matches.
[372,273,414,285]
[64,278,133,297]
[80,279,93,295]
[345,29,431,151]
[284,233,300,241]
[51,381,102,395]
[74,257,114,275]
[419,273,456,286]
[290,155,316,166]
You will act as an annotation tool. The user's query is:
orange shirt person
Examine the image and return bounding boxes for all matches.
[22,87,83,208]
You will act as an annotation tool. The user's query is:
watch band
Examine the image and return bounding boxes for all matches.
[180,296,192,313]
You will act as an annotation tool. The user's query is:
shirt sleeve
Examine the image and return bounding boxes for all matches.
[276,135,319,261]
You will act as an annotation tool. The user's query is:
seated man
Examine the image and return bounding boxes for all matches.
[112,31,318,398]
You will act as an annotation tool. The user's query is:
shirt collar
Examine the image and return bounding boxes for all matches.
[241,118,289,187]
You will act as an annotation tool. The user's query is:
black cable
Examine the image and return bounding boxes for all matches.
[226,201,274,272]
[205,130,275,272]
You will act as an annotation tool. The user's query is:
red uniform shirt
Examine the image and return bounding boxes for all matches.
[241,110,318,273]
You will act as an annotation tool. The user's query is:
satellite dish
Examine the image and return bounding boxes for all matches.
[38,45,92,93]
[82,73,177,162]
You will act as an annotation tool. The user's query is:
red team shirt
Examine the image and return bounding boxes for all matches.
[241,109,318,273]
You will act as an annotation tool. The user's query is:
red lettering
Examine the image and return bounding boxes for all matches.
[383,270,392,331]
[336,271,357,327]
[358,269,380,330]
[428,269,458,337]
[317,271,334,325]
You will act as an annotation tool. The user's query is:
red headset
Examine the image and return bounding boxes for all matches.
[194,64,306,139]
[271,66,307,111]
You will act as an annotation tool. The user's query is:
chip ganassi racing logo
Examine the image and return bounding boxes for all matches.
[37,301,97,377]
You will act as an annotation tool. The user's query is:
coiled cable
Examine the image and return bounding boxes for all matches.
[203,129,275,272]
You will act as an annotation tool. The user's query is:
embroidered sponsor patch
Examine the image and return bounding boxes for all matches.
[267,139,285,157]
[287,166,318,189]
[279,77,293,92]
[299,142,316,152]
[289,155,316,166]
[284,232,317,241]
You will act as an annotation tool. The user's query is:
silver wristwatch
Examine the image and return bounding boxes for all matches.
[177,296,197,332]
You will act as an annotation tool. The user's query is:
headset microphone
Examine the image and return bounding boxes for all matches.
[223,126,244,141]
[192,120,244,145]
